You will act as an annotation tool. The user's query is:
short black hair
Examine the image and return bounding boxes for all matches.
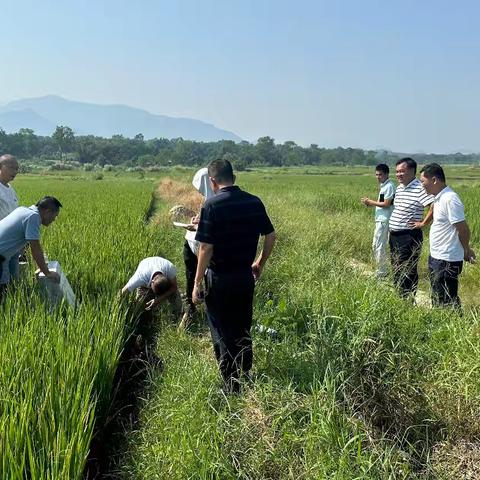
[396,157,417,173]
[208,159,234,184]
[36,196,62,211]
[151,274,172,296]
[375,163,389,175]
[420,163,446,183]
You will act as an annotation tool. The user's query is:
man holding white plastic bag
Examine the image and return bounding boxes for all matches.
[0,196,61,296]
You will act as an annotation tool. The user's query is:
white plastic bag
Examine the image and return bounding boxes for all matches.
[37,261,76,307]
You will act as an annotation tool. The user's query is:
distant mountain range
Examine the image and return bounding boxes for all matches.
[0,95,242,142]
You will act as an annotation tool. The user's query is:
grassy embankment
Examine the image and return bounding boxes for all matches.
[115,169,480,479]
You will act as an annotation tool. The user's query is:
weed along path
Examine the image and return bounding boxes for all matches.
[346,258,431,308]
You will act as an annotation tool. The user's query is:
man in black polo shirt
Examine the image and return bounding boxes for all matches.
[193,159,276,393]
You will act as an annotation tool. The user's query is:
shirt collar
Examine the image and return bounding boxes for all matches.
[434,185,451,201]
[403,178,419,189]
[219,185,240,193]
[380,179,391,187]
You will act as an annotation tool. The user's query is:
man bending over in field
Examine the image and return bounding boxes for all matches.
[121,256,182,316]
[0,196,61,297]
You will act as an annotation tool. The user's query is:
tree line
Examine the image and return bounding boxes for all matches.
[1,126,478,170]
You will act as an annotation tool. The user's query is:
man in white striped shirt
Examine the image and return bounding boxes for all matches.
[389,157,434,298]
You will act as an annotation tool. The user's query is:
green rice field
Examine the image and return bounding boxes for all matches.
[1,166,480,479]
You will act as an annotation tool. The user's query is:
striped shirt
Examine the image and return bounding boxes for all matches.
[389,178,433,231]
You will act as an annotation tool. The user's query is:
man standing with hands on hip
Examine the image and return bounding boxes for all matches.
[419,163,475,307]
[388,157,434,299]
[193,159,276,394]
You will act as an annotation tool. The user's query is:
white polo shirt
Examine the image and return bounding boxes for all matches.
[125,257,177,292]
[430,186,465,262]
[0,182,19,220]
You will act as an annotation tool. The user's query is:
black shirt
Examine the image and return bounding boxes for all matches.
[195,186,274,273]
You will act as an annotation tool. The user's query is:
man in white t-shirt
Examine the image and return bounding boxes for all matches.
[121,256,182,315]
[361,163,396,278]
[0,154,21,280]
[420,163,476,307]
[0,154,19,219]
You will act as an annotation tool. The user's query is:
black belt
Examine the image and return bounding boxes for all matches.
[208,266,252,275]
[389,229,421,237]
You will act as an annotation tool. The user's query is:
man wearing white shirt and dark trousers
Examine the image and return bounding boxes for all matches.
[0,154,21,280]
[121,256,182,315]
[121,257,182,361]
[361,164,396,279]
[420,163,476,307]
[389,158,434,299]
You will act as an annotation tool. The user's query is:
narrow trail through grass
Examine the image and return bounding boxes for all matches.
[346,258,431,309]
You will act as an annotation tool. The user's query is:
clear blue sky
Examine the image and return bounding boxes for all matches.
[2,0,479,152]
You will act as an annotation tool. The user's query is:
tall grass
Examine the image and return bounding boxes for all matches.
[0,174,167,478]
[116,170,480,479]
[1,170,478,478]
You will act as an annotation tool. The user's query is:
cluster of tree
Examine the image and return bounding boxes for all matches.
[1,126,479,169]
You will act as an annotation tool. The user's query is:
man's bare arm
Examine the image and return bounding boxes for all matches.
[30,240,60,282]
[361,197,393,208]
[252,231,276,280]
[193,242,214,303]
[454,221,476,263]
[410,204,434,229]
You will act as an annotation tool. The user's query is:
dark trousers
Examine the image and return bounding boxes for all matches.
[428,256,463,307]
[183,240,198,313]
[389,229,423,298]
[0,255,5,302]
[205,269,255,391]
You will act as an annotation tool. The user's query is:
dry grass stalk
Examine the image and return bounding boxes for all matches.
[157,177,203,211]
